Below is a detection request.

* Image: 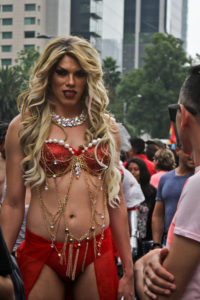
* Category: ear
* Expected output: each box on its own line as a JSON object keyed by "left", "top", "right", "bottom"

{"left": 180, "top": 105, "right": 190, "bottom": 129}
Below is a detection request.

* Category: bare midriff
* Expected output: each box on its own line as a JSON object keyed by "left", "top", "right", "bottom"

{"left": 26, "top": 167, "right": 110, "bottom": 242}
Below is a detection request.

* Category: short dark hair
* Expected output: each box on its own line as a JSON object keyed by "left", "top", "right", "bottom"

{"left": 146, "top": 144, "right": 157, "bottom": 161}
{"left": 129, "top": 137, "right": 145, "bottom": 154}
{"left": 180, "top": 65, "right": 200, "bottom": 114}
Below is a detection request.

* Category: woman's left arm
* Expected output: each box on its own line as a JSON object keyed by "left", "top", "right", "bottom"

{"left": 109, "top": 185, "right": 134, "bottom": 300}
{"left": 108, "top": 122, "right": 134, "bottom": 300}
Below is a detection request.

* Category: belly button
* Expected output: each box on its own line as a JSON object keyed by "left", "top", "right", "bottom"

{"left": 70, "top": 214, "right": 75, "bottom": 218}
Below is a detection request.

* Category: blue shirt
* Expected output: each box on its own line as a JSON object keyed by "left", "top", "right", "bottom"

{"left": 156, "top": 169, "right": 193, "bottom": 237}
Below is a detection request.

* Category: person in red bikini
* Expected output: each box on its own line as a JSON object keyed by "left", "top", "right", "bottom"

{"left": 0, "top": 36, "right": 134, "bottom": 299}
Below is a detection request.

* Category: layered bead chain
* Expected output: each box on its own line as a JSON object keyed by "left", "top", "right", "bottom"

{"left": 39, "top": 136, "right": 107, "bottom": 279}
{"left": 45, "top": 137, "right": 101, "bottom": 156}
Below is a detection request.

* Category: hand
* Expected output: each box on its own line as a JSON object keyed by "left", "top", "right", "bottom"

{"left": 117, "top": 273, "right": 135, "bottom": 300}
{"left": 143, "top": 248, "right": 176, "bottom": 299}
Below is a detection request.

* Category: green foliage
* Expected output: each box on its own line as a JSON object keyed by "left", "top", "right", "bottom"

{"left": 102, "top": 57, "right": 121, "bottom": 102}
{"left": 14, "top": 48, "right": 40, "bottom": 90}
{"left": 0, "top": 67, "right": 22, "bottom": 121}
{"left": 114, "top": 33, "right": 191, "bottom": 138}
{"left": 0, "top": 48, "right": 40, "bottom": 122}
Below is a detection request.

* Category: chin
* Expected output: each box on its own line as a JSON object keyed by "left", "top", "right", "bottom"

{"left": 180, "top": 133, "right": 192, "bottom": 155}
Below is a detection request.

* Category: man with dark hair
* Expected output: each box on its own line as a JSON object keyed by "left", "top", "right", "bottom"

{"left": 146, "top": 138, "right": 165, "bottom": 150}
{"left": 129, "top": 137, "right": 155, "bottom": 175}
{"left": 135, "top": 65, "right": 200, "bottom": 299}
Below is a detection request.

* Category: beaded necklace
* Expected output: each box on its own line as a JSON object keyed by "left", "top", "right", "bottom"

{"left": 51, "top": 111, "right": 87, "bottom": 128}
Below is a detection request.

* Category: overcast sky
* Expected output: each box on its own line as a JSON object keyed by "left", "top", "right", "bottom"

{"left": 187, "top": 0, "right": 200, "bottom": 57}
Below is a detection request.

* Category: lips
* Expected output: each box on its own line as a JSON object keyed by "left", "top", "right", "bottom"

{"left": 63, "top": 90, "right": 77, "bottom": 99}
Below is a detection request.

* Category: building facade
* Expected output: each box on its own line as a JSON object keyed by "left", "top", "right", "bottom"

{"left": 0, "top": 0, "right": 124, "bottom": 70}
{"left": 123, "top": 0, "right": 188, "bottom": 73}
{"left": 0, "top": 0, "right": 187, "bottom": 71}
{"left": 0, "top": 0, "right": 70, "bottom": 67}
{"left": 71, "top": 0, "right": 124, "bottom": 71}
{"left": 101, "top": 0, "right": 124, "bottom": 71}
{"left": 70, "top": 0, "right": 103, "bottom": 54}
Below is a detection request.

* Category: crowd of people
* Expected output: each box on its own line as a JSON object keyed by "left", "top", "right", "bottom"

{"left": 0, "top": 35, "right": 199, "bottom": 300}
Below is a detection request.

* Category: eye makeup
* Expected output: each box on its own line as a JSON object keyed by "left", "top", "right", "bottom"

{"left": 55, "top": 67, "right": 87, "bottom": 78}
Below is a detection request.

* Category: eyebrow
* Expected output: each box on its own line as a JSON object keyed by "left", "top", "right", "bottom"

{"left": 56, "top": 66, "right": 83, "bottom": 71}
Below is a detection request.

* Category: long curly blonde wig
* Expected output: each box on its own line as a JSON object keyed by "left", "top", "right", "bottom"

{"left": 18, "top": 35, "right": 121, "bottom": 207}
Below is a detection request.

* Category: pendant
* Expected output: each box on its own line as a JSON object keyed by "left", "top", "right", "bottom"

{"left": 75, "top": 160, "right": 81, "bottom": 179}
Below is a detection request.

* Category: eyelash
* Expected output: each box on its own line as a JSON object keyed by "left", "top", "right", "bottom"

{"left": 55, "top": 69, "right": 67, "bottom": 76}
{"left": 55, "top": 69, "right": 86, "bottom": 78}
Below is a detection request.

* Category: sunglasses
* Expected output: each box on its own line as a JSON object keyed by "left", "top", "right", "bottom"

{"left": 168, "top": 104, "right": 197, "bottom": 122}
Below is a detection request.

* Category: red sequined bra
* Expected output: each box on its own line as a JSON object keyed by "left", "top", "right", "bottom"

{"left": 40, "top": 138, "right": 110, "bottom": 178}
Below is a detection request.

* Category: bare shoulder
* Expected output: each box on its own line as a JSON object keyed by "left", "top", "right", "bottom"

{"left": 6, "top": 115, "right": 22, "bottom": 139}
{"left": 8, "top": 114, "right": 22, "bottom": 130}
{"left": 6, "top": 115, "right": 23, "bottom": 153}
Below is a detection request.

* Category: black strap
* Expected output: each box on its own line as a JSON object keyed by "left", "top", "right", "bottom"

{"left": 0, "top": 227, "right": 13, "bottom": 276}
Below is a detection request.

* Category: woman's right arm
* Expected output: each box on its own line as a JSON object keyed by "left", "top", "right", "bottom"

{"left": 0, "top": 116, "right": 26, "bottom": 252}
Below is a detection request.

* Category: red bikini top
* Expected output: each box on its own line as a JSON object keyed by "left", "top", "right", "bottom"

{"left": 40, "top": 138, "right": 110, "bottom": 178}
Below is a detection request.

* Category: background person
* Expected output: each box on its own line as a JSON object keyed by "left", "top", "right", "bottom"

{"left": 145, "top": 144, "right": 158, "bottom": 162}
{"left": 152, "top": 144, "right": 194, "bottom": 247}
{"left": 146, "top": 138, "right": 165, "bottom": 151}
{"left": 135, "top": 65, "right": 200, "bottom": 300}
{"left": 0, "top": 36, "right": 134, "bottom": 300}
{"left": 150, "top": 148, "right": 176, "bottom": 189}
{"left": 128, "top": 137, "right": 156, "bottom": 175}
{"left": 126, "top": 158, "right": 156, "bottom": 259}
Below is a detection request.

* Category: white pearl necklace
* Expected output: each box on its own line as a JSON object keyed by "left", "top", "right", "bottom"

{"left": 45, "top": 138, "right": 102, "bottom": 155}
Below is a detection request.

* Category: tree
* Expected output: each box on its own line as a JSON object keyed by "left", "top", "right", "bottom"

{"left": 14, "top": 48, "right": 40, "bottom": 91}
{"left": 102, "top": 57, "right": 121, "bottom": 102}
{"left": 114, "top": 33, "right": 191, "bottom": 138}
{"left": 0, "top": 66, "right": 22, "bottom": 122}
{"left": 0, "top": 48, "right": 40, "bottom": 122}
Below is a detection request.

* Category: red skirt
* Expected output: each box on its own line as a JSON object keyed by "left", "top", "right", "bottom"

{"left": 17, "top": 227, "right": 118, "bottom": 300}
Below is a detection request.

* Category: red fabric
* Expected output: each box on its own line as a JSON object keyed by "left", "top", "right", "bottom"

{"left": 17, "top": 227, "right": 118, "bottom": 300}
{"left": 127, "top": 206, "right": 137, "bottom": 211}
{"left": 168, "top": 122, "right": 176, "bottom": 146}
{"left": 134, "top": 154, "right": 156, "bottom": 175}
{"left": 40, "top": 142, "right": 110, "bottom": 177}
{"left": 95, "top": 250, "right": 118, "bottom": 299}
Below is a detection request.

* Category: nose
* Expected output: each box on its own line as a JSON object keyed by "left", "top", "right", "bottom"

{"left": 66, "top": 73, "right": 75, "bottom": 86}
